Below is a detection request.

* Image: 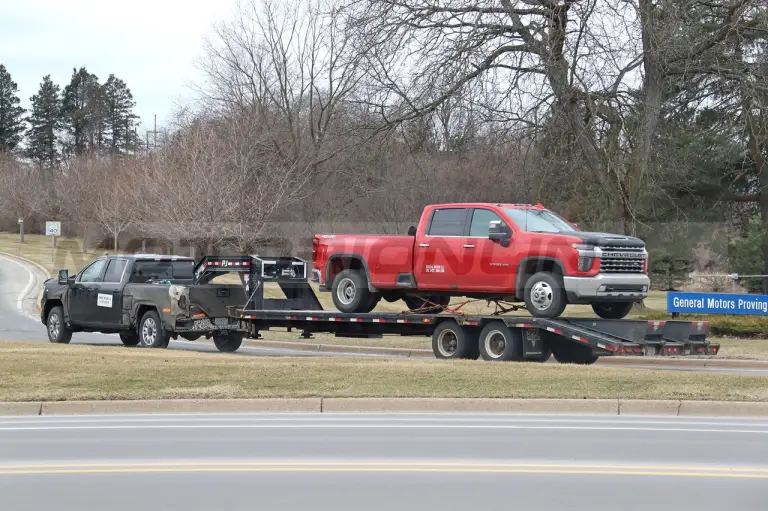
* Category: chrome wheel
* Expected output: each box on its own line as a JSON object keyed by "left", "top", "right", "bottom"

{"left": 484, "top": 330, "right": 506, "bottom": 359}
{"left": 530, "top": 281, "right": 553, "bottom": 311}
{"left": 336, "top": 277, "right": 356, "bottom": 305}
{"left": 437, "top": 328, "right": 458, "bottom": 357}
{"left": 141, "top": 317, "right": 158, "bottom": 347}
{"left": 48, "top": 313, "right": 60, "bottom": 340}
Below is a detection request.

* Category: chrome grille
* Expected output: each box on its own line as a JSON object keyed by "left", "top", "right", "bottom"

{"left": 600, "top": 246, "right": 646, "bottom": 274}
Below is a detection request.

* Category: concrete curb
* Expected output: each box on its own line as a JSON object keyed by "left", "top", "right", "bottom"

{"left": 3, "top": 398, "right": 768, "bottom": 416}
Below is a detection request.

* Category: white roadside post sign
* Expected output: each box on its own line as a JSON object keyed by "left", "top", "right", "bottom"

{"left": 46, "top": 221, "right": 61, "bottom": 260}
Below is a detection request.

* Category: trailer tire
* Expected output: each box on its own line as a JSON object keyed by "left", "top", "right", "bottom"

{"left": 527, "top": 345, "right": 552, "bottom": 363}
{"left": 213, "top": 332, "right": 244, "bottom": 353}
{"left": 524, "top": 271, "right": 567, "bottom": 318}
{"left": 119, "top": 332, "right": 140, "bottom": 346}
{"left": 138, "top": 310, "right": 170, "bottom": 349}
{"left": 46, "top": 306, "right": 72, "bottom": 344}
{"left": 432, "top": 321, "right": 476, "bottom": 360}
{"left": 478, "top": 321, "right": 524, "bottom": 361}
{"left": 550, "top": 337, "right": 598, "bottom": 365}
{"left": 331, "top": 269, "right": 372, "bottom": 313}
{"left": 591, "top": 302, "right": 634, "bottom": 319}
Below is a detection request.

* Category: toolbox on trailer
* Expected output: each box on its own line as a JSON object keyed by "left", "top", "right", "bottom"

{"left": 194, "top": 255, "right": 720, "bottom": 361}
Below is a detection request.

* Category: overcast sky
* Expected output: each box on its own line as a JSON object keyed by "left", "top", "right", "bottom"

{"left": 1, "top": 0, "right": 237, "bottom": 134}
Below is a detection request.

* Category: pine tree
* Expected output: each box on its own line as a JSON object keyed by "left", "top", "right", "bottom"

{"left": 0, "top": 64, "right": 26, "bottom": 153}
{"left": 25, "top": 75, "right": 63, "bottom": 169}
{"left": 102, "top": 74, "right": 140, "bottom": 155}
{"left": 61, "top": 67, "right": 102, "bottom": 156}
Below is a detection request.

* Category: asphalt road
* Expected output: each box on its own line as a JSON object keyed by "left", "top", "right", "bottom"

{"left": 0, "top": 413, "right": 766, "bottom": 510}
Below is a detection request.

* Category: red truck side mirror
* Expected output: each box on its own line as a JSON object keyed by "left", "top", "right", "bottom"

{"left": 408, "top": 226, "right": 417, "bottom": 236}
{"left": 488, "top": 221, "right": 512, "bottom": 247}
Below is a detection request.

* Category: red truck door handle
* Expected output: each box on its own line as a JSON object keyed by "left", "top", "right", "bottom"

{"left": 419, "top": 243, "right": 429, "bottom": 247}
{"left": 463, "top": 244, "right": 475, "bottom": 248}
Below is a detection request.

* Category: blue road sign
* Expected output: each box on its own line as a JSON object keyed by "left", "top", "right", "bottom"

{"left": 667, "top": 291, "right": 768, "bottom": 315}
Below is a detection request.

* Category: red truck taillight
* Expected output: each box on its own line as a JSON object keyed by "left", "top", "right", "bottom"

{"left": 312, "top": 237, "right": 319, "bottom": 263}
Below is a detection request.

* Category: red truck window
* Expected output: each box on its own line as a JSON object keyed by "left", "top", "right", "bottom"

{"left": 427, "top": 208, "right": 468, "bottom": 236}
{"left": 469, "top": 209, "right": 503, "bottom": 237}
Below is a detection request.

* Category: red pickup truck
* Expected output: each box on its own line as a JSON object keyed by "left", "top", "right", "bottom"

{"left": 311, "top": 203, "right": 650, "bottom": 319}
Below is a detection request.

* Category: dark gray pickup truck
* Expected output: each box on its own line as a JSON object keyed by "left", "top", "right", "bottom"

{"left": 40, "top": 254, "right": 247, "bottom": 352}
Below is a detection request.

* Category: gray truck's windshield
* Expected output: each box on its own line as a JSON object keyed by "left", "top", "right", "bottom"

{"left": 130, "top": 261, "right": 195, "bottom": 282}
{"left": 503, "top": 208, "right": 576, "bottom": 233}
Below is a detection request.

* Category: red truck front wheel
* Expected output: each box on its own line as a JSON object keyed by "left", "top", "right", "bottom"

{"left": 524, "top": 272, "right": 567, "bottom": 318}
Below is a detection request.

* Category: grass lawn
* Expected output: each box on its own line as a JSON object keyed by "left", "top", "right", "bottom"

{"left": 1, "top": 342, "right": 766, "bottom": 402}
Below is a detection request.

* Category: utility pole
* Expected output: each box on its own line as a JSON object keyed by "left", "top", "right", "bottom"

{"left": 145, "top": 114, "right": 161, "bottom": 153}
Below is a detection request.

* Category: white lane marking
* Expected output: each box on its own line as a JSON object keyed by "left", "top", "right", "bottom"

{"left": 0, "top": 424, "right": 767, "bottom": 434}
{"left": 0, "top": 254, "right": 39, "bottom": 322}
{"left": 1, "top": 416, "right": 767, "bottom": 428}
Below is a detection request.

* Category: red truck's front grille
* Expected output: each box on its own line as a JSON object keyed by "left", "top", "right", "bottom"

{"left": 600, "top": 245, "right": 646, "bottom": 274}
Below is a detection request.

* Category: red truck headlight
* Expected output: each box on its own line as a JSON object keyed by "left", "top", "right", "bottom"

{"left": 578, "top": 257, "right": 593, "bottom": 272}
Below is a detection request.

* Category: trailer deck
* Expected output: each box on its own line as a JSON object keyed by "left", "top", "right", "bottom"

{"left": 188, "top": 254, "right": 720, "bottom": 362}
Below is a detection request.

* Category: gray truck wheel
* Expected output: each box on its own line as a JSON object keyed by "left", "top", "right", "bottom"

{"left": 331, "top": 269, "right": 372, "bottom": 313}
{"left": 46, "top": 306, "right": 72, "bottom": 344}
{"left": 478, "top": 321, "right": 523, "bottom": 361}
{"left": 119, "top": 332, "right": 140, "bottom": 346}
{"left": 213, "top": 332, "right": 244, "bottom": 353}
{"left": 591, "top": 302, "right": 634, "bottom": 319}
{"left": 524, "top": 272, "right": 567, "bottom": 318}
{"left": 139, "top": 310, "right": 170, "bottom": 348}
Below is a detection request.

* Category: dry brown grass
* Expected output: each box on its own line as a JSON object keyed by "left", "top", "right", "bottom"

{"left": 0, "top": 342, "right": 766, "bottom": 402}
{"left": 715, "top": 338, "right": 768, "bottom": 360}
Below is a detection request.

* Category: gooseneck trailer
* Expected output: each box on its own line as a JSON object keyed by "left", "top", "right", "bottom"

{"left": 194, "top": 255, "right": 719, "bottom": 363}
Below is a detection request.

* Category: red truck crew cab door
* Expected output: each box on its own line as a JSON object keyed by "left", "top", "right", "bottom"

{"left": 464, "top": 207, "right": 515, "bottom": 292}
{"left": 413, "top": 207, "right": 472, "bottom": 290}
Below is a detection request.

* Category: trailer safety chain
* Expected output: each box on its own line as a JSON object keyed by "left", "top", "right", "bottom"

{"left": 400, "top": 298, "right": 523, "bottom": 316}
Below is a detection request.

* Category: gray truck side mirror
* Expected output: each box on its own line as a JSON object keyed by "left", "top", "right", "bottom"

{"left": 57, "top": 269, "right": 70, "bottom": 285}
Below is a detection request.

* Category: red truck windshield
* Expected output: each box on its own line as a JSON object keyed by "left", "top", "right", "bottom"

{"left": 503, "top": 208, "right": 576, "bottom": 233}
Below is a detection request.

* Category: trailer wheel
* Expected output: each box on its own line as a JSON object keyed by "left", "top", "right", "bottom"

{"left": 138, "top": 310, "right": 170, "bottom": 349}
{"left": 432, "top": 321, "right": 476, "bottom": 360}
{"left": 331, "top": 269, "right": 372, "bottom": 313}
{"left": 524, "top": 272, "right": 566, "bottom": 318}
{"left": 527, "top": 346, "right": 552, "bottom": 363}
{"left": 119, "top": 332, "right": 140, "bottom": 346}
{"left": 46, "top": 306, "right": 72, "bottom": 344}
{"left": 591, "top": 302, "right": 634, "bottom": 319}
{"left": 478, "top": 321, "right": 523, "bottom": 361}
{"left": 550, "top": 337, "right": 598, "bottom": 365}
{"left": 213, "top": 332, "right": 244, "bottom": 353}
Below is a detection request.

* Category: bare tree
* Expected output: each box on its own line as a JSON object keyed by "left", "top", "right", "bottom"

{"left": 341, "top": 0, "right": 763, "bottom": 234}
{"left": 92, "top": 159, "right": 139, "bottom": 252}
{"left": 138, "top": 109, "right": 310, "bottom": 254}
{"left": 0, "top": 155, "right": 43, "bottom": 242}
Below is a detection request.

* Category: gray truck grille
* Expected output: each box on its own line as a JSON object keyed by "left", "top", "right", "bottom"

{"left": 600, "top": 245, "right": 646, "bottom": 274}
